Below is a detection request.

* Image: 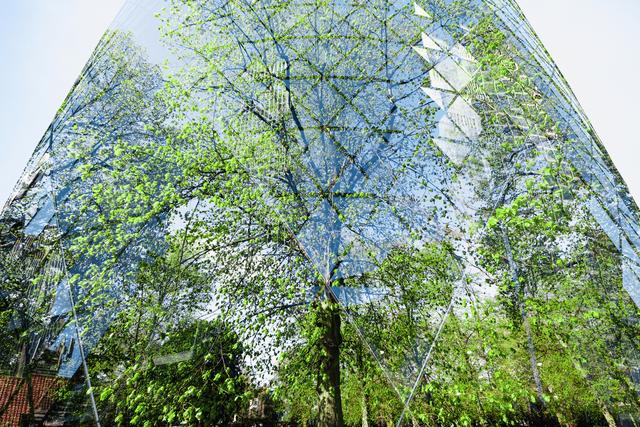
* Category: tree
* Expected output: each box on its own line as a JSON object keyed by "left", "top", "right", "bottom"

{"left": 274, "top": 243, "right": 459, "bottom": 426}
{"left": 72, "top": 1, "right": 450, "bottom": 424}
{"left": 95, "top": 317, "right": 248, "bottom": 426}
{"left": 478, "top": 158, "right": 640, "bottom": 425}
{"left": 36, "top": 0, "right": 640, "bottom": 425}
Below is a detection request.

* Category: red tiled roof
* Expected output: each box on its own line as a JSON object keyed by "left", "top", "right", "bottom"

{"left": 0, "top": 374, "right": 62, "bottom": 427}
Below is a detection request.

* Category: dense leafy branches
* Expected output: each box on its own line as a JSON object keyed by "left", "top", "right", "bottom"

{"left": 12, "top": 1, "right": 639, "bottom": 426}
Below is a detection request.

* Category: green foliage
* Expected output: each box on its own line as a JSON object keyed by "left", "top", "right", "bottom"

{"left": 29, "top": 1, "right": 640, "bottom": 426}
{"left": 95, "top": 319, "right": 249, "bottom": 426}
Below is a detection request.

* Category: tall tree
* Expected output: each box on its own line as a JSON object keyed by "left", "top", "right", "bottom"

{"left": 72, "top": 1, "right": 450, "bottom": 424}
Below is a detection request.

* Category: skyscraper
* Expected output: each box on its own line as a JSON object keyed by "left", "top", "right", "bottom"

{"left": 1, "top": 0, "right": 639, "bottom": 425}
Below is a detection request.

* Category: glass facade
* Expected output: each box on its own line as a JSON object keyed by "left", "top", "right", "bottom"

{"left": 1, "top": 0, "right": 640, "bottom": 425}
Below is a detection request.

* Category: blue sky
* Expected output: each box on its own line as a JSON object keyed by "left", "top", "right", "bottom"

{"left": 0, "top": 0, "right": 638, "bottom": 205}
{"left": 0, "top": 0, "right": 124, "bottom": 204}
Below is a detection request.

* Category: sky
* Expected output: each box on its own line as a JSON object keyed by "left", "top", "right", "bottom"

{"left": 0, "top": 0, "right": 638, "bottom": 206}
{"left": 0, "top": 0, "right": 125, "bottom": 204}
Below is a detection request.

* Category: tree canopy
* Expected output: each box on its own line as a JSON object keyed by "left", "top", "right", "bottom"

{"left": 2, "top": 0, "right": 640, "bottom": 426}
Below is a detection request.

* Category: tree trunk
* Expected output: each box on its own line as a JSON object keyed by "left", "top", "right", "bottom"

{"left": 16, "top": 342, "right": 27, "bottom": 378}
{"left": 522, "top": 314, "right": 544, "bottom": 404}
{"left": 500, "top": 227, "right": 545, "bottom": 406}
{"left": 26, "top": 370, "right": 35, "bottom": 424}
{"left": 316, "top": 296, "right": 344, "bottom": 427}
{"left": 600, "top": 404, "right": 617, "bottom": 427}
{"left": 16, "top": 342, "right": 36, "bottom": 422}
{"left": 358, "top": 349, "right": 369, "bottom": 427}
{"left": 361, "top": 391, "right": 369, "bottom": 427}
